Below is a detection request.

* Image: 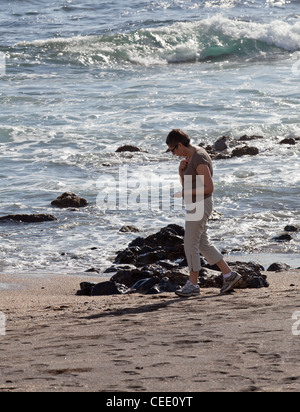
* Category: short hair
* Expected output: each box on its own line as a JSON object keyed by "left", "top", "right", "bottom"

{"left": 166, "top": 129, "right": 191, "bottom": 148}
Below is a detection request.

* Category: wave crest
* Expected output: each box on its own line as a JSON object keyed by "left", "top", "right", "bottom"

{"left": 13, "top": 16, "right": 300, "bottom": 67}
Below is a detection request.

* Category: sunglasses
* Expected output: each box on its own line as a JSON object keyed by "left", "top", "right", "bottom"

{"left": 170, "top": 144, "right": 178, "bottom": 154}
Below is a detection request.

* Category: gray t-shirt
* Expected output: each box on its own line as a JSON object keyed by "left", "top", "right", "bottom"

{"left": 183, "top": 147, "right": 213, "bottom": 201}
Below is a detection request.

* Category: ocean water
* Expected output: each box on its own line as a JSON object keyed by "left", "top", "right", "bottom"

{"left": 0, "top": 0, "right": 299, "bottom": 275}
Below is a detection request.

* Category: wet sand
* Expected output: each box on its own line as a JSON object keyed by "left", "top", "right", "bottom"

{"left": 0, "top": 270, "right": 299, "bottom": 392}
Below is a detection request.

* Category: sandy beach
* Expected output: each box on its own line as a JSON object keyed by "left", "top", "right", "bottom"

{"left": 0, "top": 270, "right": 299, "bottom": 393}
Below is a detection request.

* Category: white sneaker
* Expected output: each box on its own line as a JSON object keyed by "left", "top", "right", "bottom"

{"left": 175, "top": 280, "right": 200, "bottom": 298}
{"left": 220, "top": 272, "right": 242, "bottom": 294}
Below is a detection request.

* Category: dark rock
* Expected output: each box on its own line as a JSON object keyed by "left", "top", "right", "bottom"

{"left": 0, "top": 214, "right": 57, "bottom": 223}
{"left": 231, "top": 145, "right": 259, "bottom": 157}
{"left": 284, "top": 225, "right": 299, "bottom": 232}
{"left": 200, "top": 261, "right": 268, "bottom": 289}
{"left": 115, "top": 247, "right": 140, "bottom": 265}
{"left": 267, "top": 262, "right": 291, "bottom": 272}
{"left": 110, "top": 268, "right": 147, "bottom": 287}
{"left": 91, "top": 281, "right": 129, "bottom": 296}
{"left": 116, "top": 224, "right": 185, "bottom": 266}
{"left": 116, "top": 145, "right": 142, "bottom": 153}
{"left": 239, "top": 135, "right": 264, "bottom": 141}
{"left": 156, "top": 276, "right": 181, "bottom": 293}
{"left": 157, "top": 260, "right": 179, "bottom": 270}
{"left": 119, "top": 225, "right": 140, "bottom": 233}
{"left": 227, "top": 261, "right": 265, "bottom": 275}
{"left": 111, "top": 263, "right": 189, "bottom": 290}
{"left": 128, "top": 237, "right": 146, "bottom": 248}
{"left": 129, "top": 277, "right": 160, "bottom": 293}
{"left": 136, "top": 249, "right": 168, "bottom": 266}
{"left": 78, "top": 274, "right": 181, "bottom": 297}
{"left": 279, "top": 138, "right": 296, "bottom": 145}
{"left": 51, "top": 192, "right": 88, "bottom": 208}
{"left": 85, "top": 268, "right": 100, "bottom": 273}
{"left": 103, "top": 266, "right": 119, "bottom": 274}
{"left": 143, "top": 276, "right": 181, "bottom": 294}
{"left": 142, "top": 225, "right": 184, "bottom": 258}
{"left": 227, "top": 261, "right": 268, "bottom": 288}
{"left": 76, "top": 280, "right": 129, "bottom": 296}
{"left": 213, "top": 152, "right": 232, "bottom": 160}
{"left": 198, "top": 268, "right": 223, "bottom": 288}
{"left": 214, "top": 136, "right": 232, "bottom": 151}
{"left": 273, "top": 234, "right": 293, "bottom": 242}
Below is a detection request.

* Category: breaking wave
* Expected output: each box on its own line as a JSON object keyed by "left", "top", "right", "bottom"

{"left": 9, "top": 15, "right": 300, "bottom": 68}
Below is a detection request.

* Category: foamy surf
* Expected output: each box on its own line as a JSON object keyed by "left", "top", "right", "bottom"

{"left": 11, "top": 16, "right": 300, "bottom": 68}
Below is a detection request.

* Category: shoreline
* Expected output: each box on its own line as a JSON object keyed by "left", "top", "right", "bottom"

{"left": 0, "top": 269, "right": 300, "bottom": 392}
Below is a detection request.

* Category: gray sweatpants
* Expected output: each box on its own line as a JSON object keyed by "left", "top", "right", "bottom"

{"left": 184, "top": 196, "right": 223, "bottom": 272}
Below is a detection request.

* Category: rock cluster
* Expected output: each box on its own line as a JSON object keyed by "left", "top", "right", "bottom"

{"left": 0, "top": 192, "right": 89, "bottom": 224}
{"left": 78, "top": 225, "right": 271, "bottom": 296}
{"left": 51, "top": 192, "right": 88, "bottom": 208}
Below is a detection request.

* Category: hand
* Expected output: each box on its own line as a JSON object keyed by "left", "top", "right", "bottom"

{"left": 179, "top": 158, "right": 189, "bottom": 173}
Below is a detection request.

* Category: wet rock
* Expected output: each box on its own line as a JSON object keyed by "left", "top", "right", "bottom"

{"left": 231, "top": 145, "right": 259, "bottom": 157}
{"left": 51, "top": 192, "right": 88, "bottom": 208}
{"left": 76, "top": 280, "right": 129, "bottom": 296}
{"left": 198, "top": 268, "right": 223, "bottom": 288}
{"left": 136, "top": 249, "right": 169, "bottom": 266}
{"left": 267, "top": 262, "right": 291, "bottom": 272}
{"left": 129, "top": 277, "right": 160, "bottom": 293}
{"left": 110, "top": 268, "right": 148, "bottom": 287}
{"left": 119, "top": 225, "right": 140, "bottom": 233}
{"left": 284, "top": 225, "right": 299, "bottom": 232}
{"left": 239, "top": 135, "right": 264, "bottom": 141}
{"left": 85, "top": 268, "right": 100, "bottom": 273}
{"left": 115, "top": 224, "right": 185, "bottom": 266}
{"left": 279, "top": 138, "right": 296, "bottom": 145}
{"left": 226, "top": 261, "right": 265, "bottom": 276}
{"left": 157, "top": 259, "right": 179, "bottom": 270}
{"left": 78, "top": 274, "right": 181, "bottom": 297}
{"left": 0, "top": 214, "right": 57, "bottom": 223}
{"left": 227, "top": 261, "right": 269, "bottom": 288}
{"left": 199, "top": 261, "right": 268, "bottom": 289}
{"left": 111, "top": 263, "right": 189, "bottom": 289}
{"left": 78, "top": 225, "right": 270, "bottom": 296}
{"left": 115, "top": 247, "right": 140, "bottom": 265}
{"left": 213, "top": 152, "right": 232, "bottom": 160}
{"left": 116, "top": 145, "right": 143, "bottom": 153}
{"left": 214, "top": 136, "right": 232, "bottom": 151}
{"left": 273, "top": 233, "right": 293, "bottom": 242}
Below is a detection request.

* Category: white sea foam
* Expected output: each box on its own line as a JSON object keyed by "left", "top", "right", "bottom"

{"left": 13, "top": 16, "right": 300, "bottom": 68}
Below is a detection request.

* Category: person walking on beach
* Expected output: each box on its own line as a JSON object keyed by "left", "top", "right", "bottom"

{"left": 166, "top": 129, "right": 241, "bottom": 297}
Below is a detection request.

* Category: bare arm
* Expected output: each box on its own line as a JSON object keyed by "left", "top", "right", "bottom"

{"left": 195, "top": 164, "right": 214, "bottom": 195}
{"left": 178, "top": 164, "right": 214, "bottom": 198}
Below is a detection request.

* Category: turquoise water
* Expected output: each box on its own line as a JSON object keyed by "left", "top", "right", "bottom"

{"left": 0, "top": 1, "right": 299, "bottom": 274}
